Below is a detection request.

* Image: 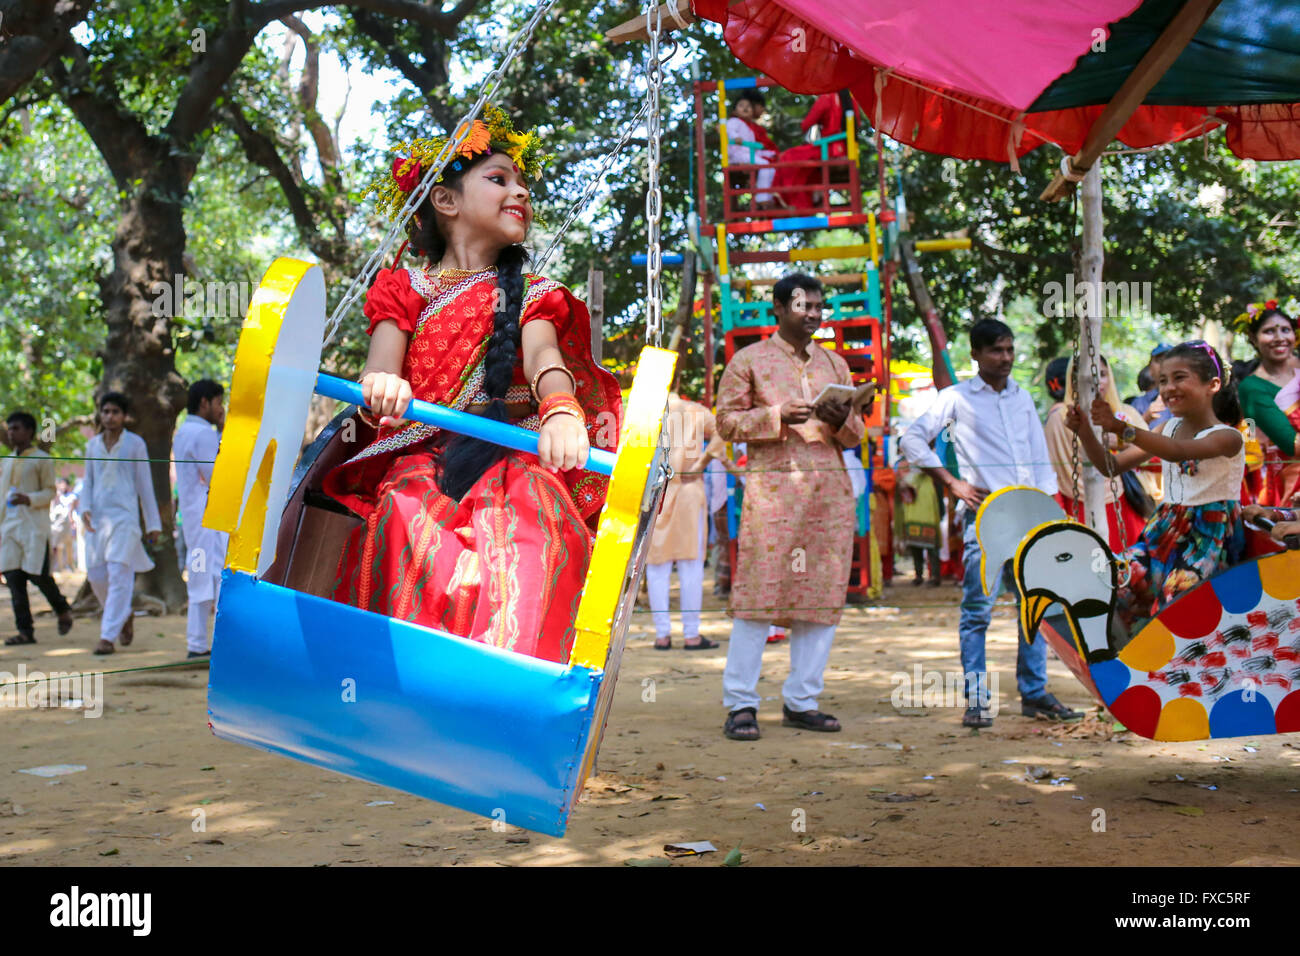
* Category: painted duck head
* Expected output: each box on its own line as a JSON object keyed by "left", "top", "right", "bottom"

{"left": 1012, "top": 520, "right": 1119, "bottom": 665}
{"left": 974, "top": 487, "right": 1120, "bottom": 668}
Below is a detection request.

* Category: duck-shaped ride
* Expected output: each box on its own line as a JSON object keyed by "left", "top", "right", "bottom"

{"left": 977, "top": 487, "right": 1300, "bottom": 741}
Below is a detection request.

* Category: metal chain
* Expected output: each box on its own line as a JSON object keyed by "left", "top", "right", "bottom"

{"left": 1080, "top": 308, "right": 1131, "bottom": 585}
{"left": 643, "top": 0, "right": 665, "bottom": 347}
{"left": 1069, "top": 358, "right": 1083, "bottom": 506}
{"left": 323, "top": 0, "right": 561, "bottom": 347}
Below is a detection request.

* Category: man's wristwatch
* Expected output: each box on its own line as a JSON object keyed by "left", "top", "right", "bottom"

{"left": 1120, "top": 424, "right": 1137, "bottom": 444}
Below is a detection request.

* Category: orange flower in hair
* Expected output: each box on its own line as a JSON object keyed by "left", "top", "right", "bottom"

{"left": 456, "top": 120, "right": 492, "bottom": 158}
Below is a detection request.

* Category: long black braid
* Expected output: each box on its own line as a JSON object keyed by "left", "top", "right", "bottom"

{"left": 404, "top": 153, "right": 532, "bottom": 500}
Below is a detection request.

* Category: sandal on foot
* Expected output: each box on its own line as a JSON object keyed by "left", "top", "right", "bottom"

{"left": 782, "top": 705, "right": 841, "bottom": 732}
{"left": 5, "top": 632, "right": 36, "bottom": 646}
{"left": 93, "top": 639, "right": 115, "bottom": 656}
{"left": 653, "top": 637, "right": 672, "bottom": 650}
{"left": 683, "top": 637, "right": 719, "bottom": 650}
{"left": 724, "top": 707, "right": 761, "bottom": 741}
{"left": 58, "top": 611, "right": 74, "bottom": 635}
{"left": 119, "top": 616, "right": 134, "bottom": 647}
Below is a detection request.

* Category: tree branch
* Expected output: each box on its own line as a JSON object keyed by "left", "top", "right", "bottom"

{"left": 0, "top": 0, "right": 94, "bottom": 104}
{"left": 223, "top": 104, "right": 320, "bottom": 242}
{"left": 46, "top": 39, "right": 160, "bottom": 187}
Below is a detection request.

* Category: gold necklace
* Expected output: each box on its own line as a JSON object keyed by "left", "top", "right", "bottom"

{"left": 428, "top": 263, "right": 496, "bottom": 284}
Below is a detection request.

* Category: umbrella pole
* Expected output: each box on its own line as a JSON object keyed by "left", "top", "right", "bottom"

{"left": 1076, "top": 164, "right": 1107, "bottom": 536}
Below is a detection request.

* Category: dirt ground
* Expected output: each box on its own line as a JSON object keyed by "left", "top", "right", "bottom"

{"left": 1, "top": 569, "right": 1298, "bottom": 867}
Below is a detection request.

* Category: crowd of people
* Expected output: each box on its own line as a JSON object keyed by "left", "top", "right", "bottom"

{"left": 648, "top": 282, "right": 1300, "bottom": 739}
{"left": 6, "top": 91, "right": 1294, "bottom": 758}
{"left": 0, "top": 381, "right": 228, "bottom": 659}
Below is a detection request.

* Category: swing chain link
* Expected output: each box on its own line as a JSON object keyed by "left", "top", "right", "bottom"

{"left": 324, "top": 0, "right": 562, "bottom": 346}
{"left": 643, "top": 0, "right": 665, "bottom": 348}
{"left": 1081, "top": 307, "right": 1131, "bottom": 586}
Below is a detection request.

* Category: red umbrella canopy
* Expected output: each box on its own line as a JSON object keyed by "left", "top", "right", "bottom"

{"left": 695, "top": 0, "right": 1300, "bottom": 162}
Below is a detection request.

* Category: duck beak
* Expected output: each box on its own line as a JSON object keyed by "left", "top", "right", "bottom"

{"left": 1020, "top": 593, "right": 1053, "bottom": 644}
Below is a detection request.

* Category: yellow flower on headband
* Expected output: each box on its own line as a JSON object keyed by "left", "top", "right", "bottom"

{"left": 1232, "top": 298, "right": 1282, "bottom": 333}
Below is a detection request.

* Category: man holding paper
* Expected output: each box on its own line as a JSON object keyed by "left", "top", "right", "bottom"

{"left": 714, "top": 273, "right": 872, "bottom": 741}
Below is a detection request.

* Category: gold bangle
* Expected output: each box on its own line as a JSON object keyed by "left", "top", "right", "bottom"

{"left": 540, "top": 406, "right": 584, "bottom": 427}
{"left": 529, "top": 363, "right": 576, "bottom": 403}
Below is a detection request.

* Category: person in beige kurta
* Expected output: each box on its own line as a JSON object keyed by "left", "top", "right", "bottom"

{"left": 714, "top": 274, "right": 866, "bottom": 740}
{"left": 1, "top": 412, "right": 74, "bottom": 644}
{"left": 646, "top": 395, "right": 723, "bottom": 649}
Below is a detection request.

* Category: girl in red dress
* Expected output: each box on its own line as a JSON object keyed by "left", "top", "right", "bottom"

{"left": 323, "top": 108, "right": 622, "bottom": 664}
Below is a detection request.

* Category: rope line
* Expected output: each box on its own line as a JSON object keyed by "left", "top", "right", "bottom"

{"left": 0, "top": 657, "right": 209, "bottom": 689}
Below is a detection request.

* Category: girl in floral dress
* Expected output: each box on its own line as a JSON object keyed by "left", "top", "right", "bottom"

{"left": 1067, "top": 342, "right": 1246, "bottom": 636}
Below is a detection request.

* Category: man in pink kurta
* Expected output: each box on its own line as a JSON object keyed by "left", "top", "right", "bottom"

{"left": 715, "top": 274, "right": 866, "bottom": 740}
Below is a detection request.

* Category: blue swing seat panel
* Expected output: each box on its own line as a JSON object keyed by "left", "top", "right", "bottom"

{"left": 208, "top": 569, "right": 601, "bottom": 837}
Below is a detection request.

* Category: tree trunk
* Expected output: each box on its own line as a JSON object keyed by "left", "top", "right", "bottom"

{"left": 97, "top": 166, "right": 192, "bottom": 612}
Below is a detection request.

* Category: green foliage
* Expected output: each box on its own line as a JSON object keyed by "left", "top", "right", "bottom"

{"left": 0, "top": 103, "right": 111, "bottom": 457}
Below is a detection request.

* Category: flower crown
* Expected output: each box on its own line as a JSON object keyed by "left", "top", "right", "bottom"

{"left": 364, "top": 105, "right": 549, "bottom": 221}
{"left": 1232, "top": 299, "right": 1280, "bottom": 333}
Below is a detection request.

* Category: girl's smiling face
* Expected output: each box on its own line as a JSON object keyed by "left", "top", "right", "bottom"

{"left": 437, "top": 152, "right": 532, "bottom": 248}
{"left": 1157, "top": 357, "right": 1218, "bottom": 417}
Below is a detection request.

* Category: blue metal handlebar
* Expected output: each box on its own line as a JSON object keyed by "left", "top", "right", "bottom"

{"left": 314, "top": 373, "right": 615, "bottom": 477}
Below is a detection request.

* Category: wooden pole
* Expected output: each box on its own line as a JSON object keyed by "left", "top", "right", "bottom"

{"left": 605, "top": 0, "right": 695, "bottom": 44}
{"left": 587, "top": 267, "right": 604, "bottom": 363}
{"left": 701, "top": 269, "right": 714, "bottom": 406}
{"left": 898, "top": 237, "right": 954, "bottom": 389}
{"left": 1040, "top": 0, "right": 1221, "bottom": 202}
{"left": 1077, "top": 163, "right": 1107, "bottom": 534}
{"left": 667, "top": 251, "right": 698, "bottom": 358}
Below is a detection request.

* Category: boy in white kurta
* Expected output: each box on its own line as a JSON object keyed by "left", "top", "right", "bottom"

{"left": 646, "top": 395, "right": 722, "bottom": 650}
{"left": 1, "top": 412, "right": 74, "bottom": 644}
{"left": 81, "top": 393, "right": 162, "bottom": 655}
{"left": 172, "top": 381, "right": 227, "bottom": 658}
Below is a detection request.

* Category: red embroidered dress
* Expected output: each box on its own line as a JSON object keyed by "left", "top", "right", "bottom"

{"left": 323, "top": 266, "right": 622, "bottom": 664}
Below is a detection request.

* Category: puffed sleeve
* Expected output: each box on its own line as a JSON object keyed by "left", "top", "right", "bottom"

{"left": 363, "top": 267, "right": 425, "bottom": 336}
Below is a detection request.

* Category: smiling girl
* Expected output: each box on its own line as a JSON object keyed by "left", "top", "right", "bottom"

{"left": 322, "top": 107, "right": 622, "bottom": 663}
{"left": 1067, "top": 341, "right": 1245, "bottom": 634}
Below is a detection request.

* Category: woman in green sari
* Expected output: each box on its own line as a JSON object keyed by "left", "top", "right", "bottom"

{"left": 1234, "top": 302, "right": 1300, "bottom": 506}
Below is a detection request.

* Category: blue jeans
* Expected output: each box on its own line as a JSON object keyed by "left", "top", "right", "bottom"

{"left": 959, "top": 515, "right": 1047, "bottom": 708}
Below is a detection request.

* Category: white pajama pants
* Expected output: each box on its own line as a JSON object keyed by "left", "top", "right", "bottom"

{"left": 753, "top": 152, "right": 776, "bottom": 202}
{"left": 646, "top": 518, "right": 706, "bottom": 639}
{"left": 723, "top": 617, "right": 837, "bottom": 714}
{"left": 86, "top": 561, "right": 134, "bottom": 643}
{"left": 186, "top": 576, "right": 220, "bottom": 654}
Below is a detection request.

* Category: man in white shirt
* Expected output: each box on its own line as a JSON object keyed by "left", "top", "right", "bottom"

{"left": 82, "top": 392, "right": 163, "bottom": 655}
{"left": 899, "top": 320, "right": 1082, "bottom": 728}
{"left": 1, "top": 412, "right": 74, "bottom": 644}
{"left": 173, "top": 380, "right": 227, "bottom": 659}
